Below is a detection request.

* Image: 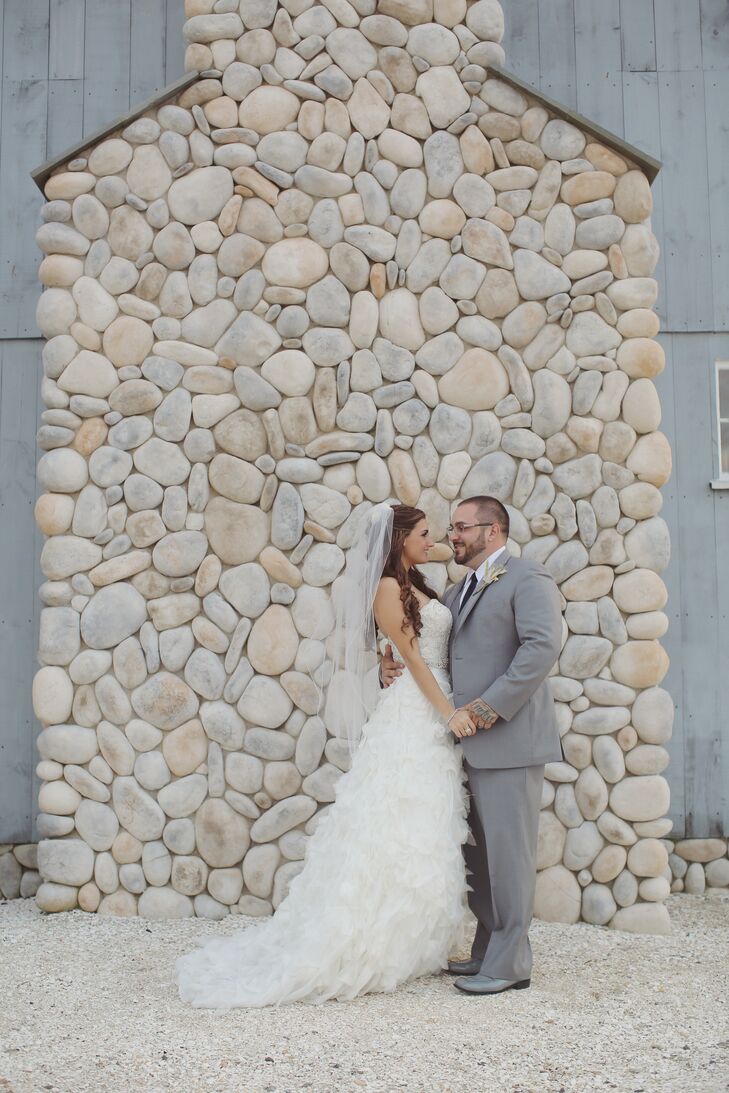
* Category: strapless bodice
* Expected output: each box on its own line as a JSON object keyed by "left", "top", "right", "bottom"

{"left": 386, "top": 599, "right": 452, "bottom": 672}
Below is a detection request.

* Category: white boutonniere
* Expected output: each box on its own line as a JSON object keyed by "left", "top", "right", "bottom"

{"left": 474, "top": 562, "right": 507, "bottom": 596}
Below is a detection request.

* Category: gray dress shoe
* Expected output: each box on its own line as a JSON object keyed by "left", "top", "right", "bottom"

{"left": 446, "top": 958, "right": 482, "bottom": 976}
{"left": 454, "top": 974, "right": 531, "bottom": 995}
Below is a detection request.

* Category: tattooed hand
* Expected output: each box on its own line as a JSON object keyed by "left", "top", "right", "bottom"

{"left": 466, "top": 699, "right": 499, "bottom": 731}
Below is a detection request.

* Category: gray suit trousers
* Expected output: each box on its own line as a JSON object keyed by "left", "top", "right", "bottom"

{"left": 463, "top": 761, "right": 544, "bottom": 982}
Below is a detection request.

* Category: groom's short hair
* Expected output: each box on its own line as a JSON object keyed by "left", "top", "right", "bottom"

{"left": 464, "top": 496, "right": 510, "bottom": 537}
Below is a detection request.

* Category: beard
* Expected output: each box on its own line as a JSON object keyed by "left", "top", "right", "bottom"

{"left": 453, "top": 535, "right": 488, "bottom": 566}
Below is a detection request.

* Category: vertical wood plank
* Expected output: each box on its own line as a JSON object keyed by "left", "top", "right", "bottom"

{"left": 1, "top": 0, "right": 50, "bottom": 82}
{"left": 131, "top": 0, "right": 167, "bottom": 104}
{"left": 46, "top": 78, "right": 84, "bottom": 159}
{"left": 704, "top": 71, "right": 729, "bottom": 333}
{"left": 501, "top": 0, "right": 540, "bottom": 86}
{"left": 654, "top": 0, "right": 703, "bottom": 70}
{"left": 657, "top": 70, "right": 713, "bottom": 332}
{"left": 0, "top": 81, "right": 47, "bottom": 338}
{"left": 619, "top": 0, "right": 657, "bottom": 71}
{"left": 710, "top": 331, "right": 729, "bottom": 834}
{"left": 0, "top": 340, "right": 43, "bottom": 842}
{"left": 670, "top": 334, "right": 723, "bottom": 836}
{"left": 653, "top": 335, "right": 685, "bottom": 834}
{"left": 699, "top": 0, "right": 729, "bottom": 69}
{"left": 622, "top": 71, "right": 667, "bottom": 329}
{"left": 83, "top": 0, "right": 131, "bottom": 135}
{"left": 165, "top": 0, "right": 187, "bottom": 84}
{"left": 708, "top": 332, "right": 729, "bottom": 835}
{"left": 574, "top": 0, "right": 624, "bottom": 137}
{"left": 49, "top": 0, "right": 85, "bottom": 80}
{"left": 538, "top": 0, "right": 576, "bottom": 109}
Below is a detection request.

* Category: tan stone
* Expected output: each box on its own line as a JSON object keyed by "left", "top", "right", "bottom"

{"left": 609, "top": 774, "right": 670, "bottom": 823}
{"left": 35, "top": 494, "right": 75, "bottom": 536}
{"left": 438, "top": 349, "right": 509, "bottom": 410}
{"left": 611, "top": 640, "right": 669, "bottom": 688}
{"left": 613, "top": 170, "right": 653, "bottom": 223}
{"left": 622, "top": 378, "right": 661, "bottom": 434}
{"left": 584, "top": 143, "right": 628, "bottom": 175}
{"left": 238, "top": 86, "right": 300, "bottom": 134}
{"left": 258, "top": 546, "right": 302, "bottom": 588}
{"left": 161, "top": 720, "right": 205, "bottom": 778}
{"left": 204, "top": 498, "right": 269, "bottom": 565}
{"left": 418, "top": 200, "right": 466, "bottom": 239}
{"left": 591, "top": 844, "right": 627, "bottom": 883}
{"left": 674, "top": 838, "right": 727, "bottom": 863}
{"left": 247, "top": 605, "right": 298, "bottom": 675}
{"left": 388, "top": 449, "right": 421, "bottom": 506}
{"left": 561, "top": 171, "right": 616, "bottom": 206}
{"left": 72, "top": 418, "right": 108, "bottom": 457}
{"left": 561, "top": 566, "right": 614, "bottom": 601}
{"left": 610, "top": 903, "right": 671, "bottom": 935}
{"left": 627, "top": 838, "right": 668, "bottom": 878}
{"left": 613, "top": 569, "right": 667, "bottom": 614}
{"left": 617, "top": 309, "right": 660, "bottom": 339}
{"left": 624, "top": 431, "right": 671, "bottom": 488}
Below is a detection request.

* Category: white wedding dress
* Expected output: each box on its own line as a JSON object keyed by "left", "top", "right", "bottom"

{"left": 176, "top": 598, "right": 469, "bottom": 1009}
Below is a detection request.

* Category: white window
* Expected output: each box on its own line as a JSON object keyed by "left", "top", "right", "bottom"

{"left": 717, "top": 362, "right": 729, "bottom": 479}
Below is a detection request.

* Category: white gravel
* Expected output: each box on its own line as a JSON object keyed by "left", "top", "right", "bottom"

{"left": 1, "top": 892, "right": 727, "bottom": 1093}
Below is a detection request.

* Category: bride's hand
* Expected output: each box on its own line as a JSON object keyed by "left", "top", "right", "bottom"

{"left": 447, "top": 708, "right": 478, "bottom": 739}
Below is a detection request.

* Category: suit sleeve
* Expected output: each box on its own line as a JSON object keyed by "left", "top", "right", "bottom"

{"left": 479, "top": 566, "right": 562, "bottom": 722}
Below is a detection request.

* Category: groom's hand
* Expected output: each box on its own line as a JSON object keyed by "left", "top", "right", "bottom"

{"left": 467, "top": 699, "right": 499, "bottom": 731}
{"left": 380, "top": 644, "right": 403, "bottom": 688}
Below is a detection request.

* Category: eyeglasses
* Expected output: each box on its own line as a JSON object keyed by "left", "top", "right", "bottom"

{"left": 447, "top": 522, "right": 496, "bottom": 536}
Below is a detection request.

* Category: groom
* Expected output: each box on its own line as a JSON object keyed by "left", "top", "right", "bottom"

{"left": 382, "top": 495, "right": 562, "bottom": 995}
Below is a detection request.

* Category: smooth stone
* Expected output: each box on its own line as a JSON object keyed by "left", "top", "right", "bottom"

{"left": 609, "top": 775, "right": 670, "bottom": 823}
{"left": 131, "top": 671, "right": 199, "bottom": 730}
{"left": 167, "top": 166, "right": 234, "bottom": 224}
{"left": 204, "top": 498, "right": 269, "bottom": 564}
{"left": 610, "top": 903, "right": 671, "bottom": 935}
{"left": 533, "top": 864, "right": 582, "bottom": 924}
{"left": 112, "top": 776, "right": 166, "bottom": 840}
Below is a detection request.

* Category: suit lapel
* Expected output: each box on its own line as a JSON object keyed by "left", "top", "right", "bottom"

{"left": 446, "top": 575, "right": 468, "bottom": 627}
{"left": 452, "top": 550, "right": 512, "bottom": 638}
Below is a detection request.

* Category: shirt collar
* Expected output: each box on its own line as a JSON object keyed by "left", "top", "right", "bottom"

{"left": 471, "top": 545, "right": 507, "bottom": 584}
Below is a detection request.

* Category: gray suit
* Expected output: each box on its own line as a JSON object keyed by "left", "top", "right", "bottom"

{"left": 443, "top": 551, "right": 562, "bottom": 982}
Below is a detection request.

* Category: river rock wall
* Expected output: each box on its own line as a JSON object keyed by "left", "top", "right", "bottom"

{"left": 31, "top": 0, "right": 674, "bottom": 931}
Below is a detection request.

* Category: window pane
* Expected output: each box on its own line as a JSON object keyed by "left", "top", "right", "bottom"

{"left": 719, "top": 367, "right": 729, "bottom": 416}
{"left": 722, "top": 422, "right": 729, "bottom": 475}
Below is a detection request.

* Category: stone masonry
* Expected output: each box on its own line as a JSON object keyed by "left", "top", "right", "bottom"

{"left": 27, "top": 0, "right": 683, "bottom": 931}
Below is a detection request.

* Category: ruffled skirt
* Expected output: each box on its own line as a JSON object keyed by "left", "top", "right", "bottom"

{"left": 176, "top": 667, "right": 469, "bottom": 1008}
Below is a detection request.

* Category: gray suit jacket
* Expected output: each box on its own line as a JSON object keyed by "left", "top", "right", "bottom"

{"left": 444, "top": 550, "right": 563, "bottom": 770}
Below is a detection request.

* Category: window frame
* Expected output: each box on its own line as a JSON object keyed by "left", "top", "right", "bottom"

{"left": 715, "top": 361, "right": 729, "bottom": 483}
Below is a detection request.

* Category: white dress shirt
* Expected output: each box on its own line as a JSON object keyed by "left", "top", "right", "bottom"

{"left": 458, "top": 545, "right": 508, "bottom": 610}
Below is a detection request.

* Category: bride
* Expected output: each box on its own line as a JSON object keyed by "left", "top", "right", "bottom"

{"left": 176, "top": 503, "right": 476, "bottom": 1008}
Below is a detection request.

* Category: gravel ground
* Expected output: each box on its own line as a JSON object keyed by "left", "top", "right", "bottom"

{"left": 1, "top": 892, "right": 727, "bottom": 1093}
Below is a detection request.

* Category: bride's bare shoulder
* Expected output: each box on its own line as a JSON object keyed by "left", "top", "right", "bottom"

{"left": 375, "top": 576, "right": 401, "bottom": 602}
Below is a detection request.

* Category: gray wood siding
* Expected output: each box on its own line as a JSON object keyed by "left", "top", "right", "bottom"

{"left": 498, "top": 1, "right": 729, "bottom": 835}
{"left": 0, "top": 340, "right": 43, "bottom": 841}
{"left": 0, "top": 0, "right": 186, "bottom": 339}
{"left": 0, "top": 1, "right": 727, "bottom": 839}
{"left": 501, "top": 0, "right": 729, "bottom": 336}
{"left": 0, "top": 1, "right": 186, "bottom": 841}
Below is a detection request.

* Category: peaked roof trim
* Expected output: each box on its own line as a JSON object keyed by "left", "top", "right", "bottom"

{"left": 487, "top": 65, "right": 661, "bottom": 182}
{"left": 31, "top": 63, "right": 661, "bottom": 194}
{"left": 31, "top": 72, "right": 199, "bottom": 193}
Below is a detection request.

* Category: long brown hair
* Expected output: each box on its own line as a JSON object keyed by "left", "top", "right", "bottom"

{"left": 381, "top": 505, "right": 437, "bottom": 639}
